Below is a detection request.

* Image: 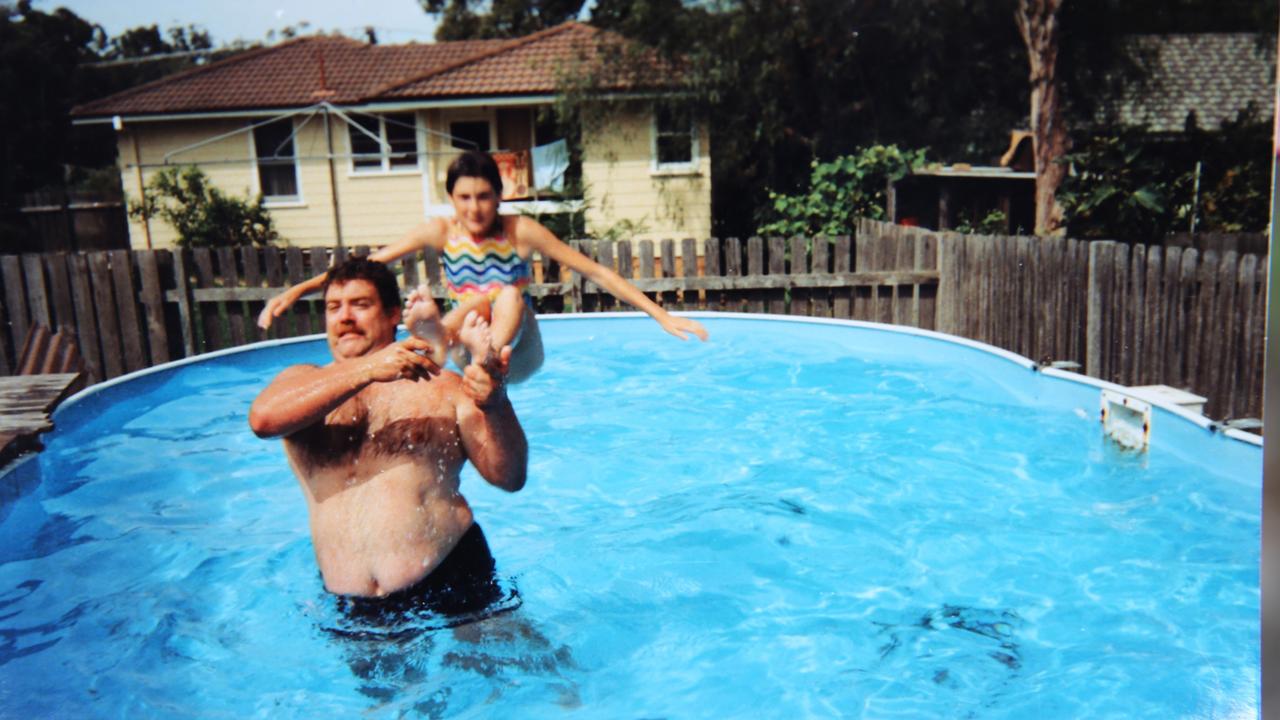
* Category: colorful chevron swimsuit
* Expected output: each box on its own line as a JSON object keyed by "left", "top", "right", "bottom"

{"left": 442, "top": 222, "right": 531, "bottom": 307}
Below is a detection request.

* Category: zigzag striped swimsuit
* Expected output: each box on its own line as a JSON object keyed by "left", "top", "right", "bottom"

{"left": 442, "top": 224, "right": 531, "bottom": 307}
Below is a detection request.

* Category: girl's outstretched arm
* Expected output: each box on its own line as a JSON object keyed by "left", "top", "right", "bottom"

{"left": 516, "top": 217, "right": 709, "bottom": 341}
{"left": 256, "top": 218, "right": 449, "bottom": 329}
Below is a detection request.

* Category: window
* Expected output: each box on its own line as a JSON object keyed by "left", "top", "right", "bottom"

{"left": 348, "top": 112, "right": 419, "bottom": 173}
{"left": 449, "top": 121, "right": 491, "bottom": 152}
{"left": 253, "top": 119, "right": 299, "bottom": 201}
{"left": 652, "top": 106, "right": 697, "bottom": 172}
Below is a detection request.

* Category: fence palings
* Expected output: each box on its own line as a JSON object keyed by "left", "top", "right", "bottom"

{"left": 0, "top": 227, "right": 1263, "bottom": 422}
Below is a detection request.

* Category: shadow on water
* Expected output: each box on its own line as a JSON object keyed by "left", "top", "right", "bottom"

{"left": 871, "top": 604, "right": 1025, "bottom": 717}
{"left": 317, "top": 583, "right": 580, "bottom": 715}
{"left": 0, "top": 458, "right": 95, "bottom": 566}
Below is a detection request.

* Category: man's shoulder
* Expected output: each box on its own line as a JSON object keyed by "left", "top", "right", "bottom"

{"left": 276, "top": 362, "right": 323, "bottom": 377}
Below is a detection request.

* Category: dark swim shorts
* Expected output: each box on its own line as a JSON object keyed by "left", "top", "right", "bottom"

{"left": 332, "top": 524, "right": 521, "bottom": 635}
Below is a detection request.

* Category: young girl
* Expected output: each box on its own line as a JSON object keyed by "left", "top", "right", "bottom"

{"left": 258, "top": 150, "right": 709, "bottom": 382}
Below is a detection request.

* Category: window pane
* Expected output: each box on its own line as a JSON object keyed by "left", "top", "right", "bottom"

{"left": 654, "top": 106, "right": 694, "bottom": 166}
{"left": 253, "top": 119, "right": 295, "bottom": 160}
{"left": 450, "top": 121, "right": 490, "bottom": 151}
{"left": 253, "top": 119, "right": 297, "bottom": 198}
{"left": 386, "top": 113, "right": 418, "bottom": 168}
{"left": 348, "top": 116, "right": 382, "bottom": 170}
{"left": 657, "top": 134, "right": 693, "bottom": 165}
{"left": 259, "top": 164, "right": 297, "bottom": 198}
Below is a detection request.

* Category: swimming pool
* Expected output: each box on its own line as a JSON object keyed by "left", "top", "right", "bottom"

{"left": 0, "top": 314, "right": 1260, "bottom": 718}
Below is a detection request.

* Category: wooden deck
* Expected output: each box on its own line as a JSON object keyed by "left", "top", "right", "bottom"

{"left": 0, "top": 373, "right": 82, "bottom": 466}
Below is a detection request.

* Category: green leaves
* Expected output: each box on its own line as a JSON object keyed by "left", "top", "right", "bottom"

{"left": 1060, "top": 113, "right": 1269, "bottom": 241}
{"left": 756, "top": 145, "right": 926, "bottom": 237}
{"left": 128, "top": 166, "right": 280, "bottom": 248}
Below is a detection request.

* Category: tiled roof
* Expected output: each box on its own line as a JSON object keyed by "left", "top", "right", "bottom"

{"left": 72, "top": 22, "right": 673, "bottom": 118}
{"left": 382, "top": 22, "right": 676, "bottom": 98}
{"left": 1108, "top": 34, "right": 1276, "bottom": 133}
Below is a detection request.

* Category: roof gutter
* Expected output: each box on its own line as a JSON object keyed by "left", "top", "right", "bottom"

{"left": 70, "top": 90, "right": 679, "bottom": 126}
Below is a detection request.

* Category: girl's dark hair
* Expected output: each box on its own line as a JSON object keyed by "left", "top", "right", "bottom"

{"left": 445, "top": 150, "right": 504, "bottom": 198}
{"left": 322, "top": 258, "right": 401, "bottom": 313}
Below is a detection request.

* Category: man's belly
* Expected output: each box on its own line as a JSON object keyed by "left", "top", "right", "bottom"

{"left": 305, "top": 466, "right": 474, "bottom": 597}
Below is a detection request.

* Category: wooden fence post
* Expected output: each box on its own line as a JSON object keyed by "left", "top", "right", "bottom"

{"left": 136, "top": 250, "right": 170, "bottom": 365}
{"left": 660, "top": 239, "right": 677, "bottom": 310}
{"left": 936, "top": 232, "right": 963, "bottom": 336}
{"left": 21, "top": 255, "right": 51, "bottom": 330}
{"left": 172, "top": 248, "right": 197, "bottom": 358}
{"left": 768, "top": 237, "right": 788, "bottom": 315}
{"left": 109, "top": 249, "right": 146, "bottom": 373}
{"left": 746, "top": 237, "right": 765, "bottom": 314}
{"left": 1085, "top": 240, "right": 1114, "bottom": 379}
{"left": 680, "top": 238, "right": 698, "bottom": 310}
{"left": 703, "top": 238, "right": 722, "bottom": 310}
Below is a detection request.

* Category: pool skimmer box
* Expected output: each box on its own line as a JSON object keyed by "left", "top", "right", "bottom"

{"left": 1100, "top": 389, "right": 1151, "bottom": 451}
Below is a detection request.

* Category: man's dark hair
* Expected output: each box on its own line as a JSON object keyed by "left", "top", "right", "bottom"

{"left": 446, "top": 150, "right": 504, "bottom": 198}
{"left": 322, "top": 257, "right": 401, "bottom": 313}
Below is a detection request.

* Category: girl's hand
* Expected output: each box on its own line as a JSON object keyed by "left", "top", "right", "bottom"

{"left": 660, "top": 315, "right": 709, "bottom": 342}
{"left": 257, "top": 289, "right": 301, "bottom": 330}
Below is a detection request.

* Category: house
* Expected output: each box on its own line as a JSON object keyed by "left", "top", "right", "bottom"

{"left": 70, "top": 22, "right": 712, "bottom": 250}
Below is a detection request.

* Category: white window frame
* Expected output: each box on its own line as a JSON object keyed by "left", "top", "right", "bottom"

{"left": 650, "top": 107, "right": 699, "bottom": 175}
{"left": 249, "top": 117, "right": 304, "bottom": 207}
{"left": 348, "top": 112, "right": 422, "bottom": 175}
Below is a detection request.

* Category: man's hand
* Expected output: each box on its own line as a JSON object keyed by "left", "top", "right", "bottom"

{"left": 463, "top": 345, "right": 512, "bottom": 408}
{"left": 360, "top": 336, "right": 442, "bottom": 384}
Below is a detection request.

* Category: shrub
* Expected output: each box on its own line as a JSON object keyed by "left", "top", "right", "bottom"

{"left": 756, "top": 145, "right": 927, "bottom": 237}
{"left": 129, "top": 166, "right": 279, "bottom": 247}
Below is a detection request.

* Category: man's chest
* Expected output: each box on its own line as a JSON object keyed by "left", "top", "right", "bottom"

{"left": 297, "top": 382, "right": 462, "bottom": 465}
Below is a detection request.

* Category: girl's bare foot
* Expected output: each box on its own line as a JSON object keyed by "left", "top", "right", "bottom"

{"left": 458, "top": 310, "right": 498, "bottom": 371}
{"left": 404, "top": 285, "right": 448, "bottom": 366}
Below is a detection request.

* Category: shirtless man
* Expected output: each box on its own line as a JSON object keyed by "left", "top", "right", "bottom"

{"left": 248, "top": 258, "right": 526, "bottom": 614}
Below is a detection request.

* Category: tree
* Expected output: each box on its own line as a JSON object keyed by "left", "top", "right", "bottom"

{"left": 0, "top": 1, "right": 100, "bottom": 203}
{"left": 129, "top": 166, "right": 279, "bottom": 248}
{"left": 421, "top": 0, "right": 1275, "bottom": 238}
{"left": 1016, "top": 0, "right": 1068, "bottom": 236}
{"left": 420, "top": 0, "right": 586, "bottom": 40}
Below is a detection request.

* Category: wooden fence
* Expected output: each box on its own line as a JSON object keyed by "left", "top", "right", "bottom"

{"left": 0, "top": 218, "right": 1264, "bottom": 421}
{"left": 934, "top": 229, "right": 1265, "bottom": 420}
{"left": 14, "top": 190, "right": 130, "bottom": 254}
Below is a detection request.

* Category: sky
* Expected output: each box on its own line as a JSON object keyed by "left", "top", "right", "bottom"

{"left": 32, "top": 0, "right": 443, "bottom": 45}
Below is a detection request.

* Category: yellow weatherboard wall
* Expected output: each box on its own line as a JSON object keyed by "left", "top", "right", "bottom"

{"left": 116, "top": 106, "right": 713, "bottom": 252}
{"left": 118, "top": 116, "right": 430, "bottom": 250}
{"left": 120, "top": 120, "right": 255, "bottom": 249}
{"left": 581, "top": 107, "right": 712, "bottom": 245}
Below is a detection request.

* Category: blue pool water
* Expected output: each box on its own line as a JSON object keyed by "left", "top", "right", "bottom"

{"left": 0, "top": 314, "right": 1261, "bottom": 718}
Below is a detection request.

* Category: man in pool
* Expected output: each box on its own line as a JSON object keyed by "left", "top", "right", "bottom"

{"left": 248, "top": 257, "right": 527, "bottom": 619}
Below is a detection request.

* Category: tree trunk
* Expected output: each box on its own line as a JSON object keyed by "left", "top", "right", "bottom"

{"left": 1016, "top": 0, "right": 1068, "bottom": 236}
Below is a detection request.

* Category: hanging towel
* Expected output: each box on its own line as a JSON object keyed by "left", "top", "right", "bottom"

{"left": 531, "top": 139, "right": 569, "bottom": 193}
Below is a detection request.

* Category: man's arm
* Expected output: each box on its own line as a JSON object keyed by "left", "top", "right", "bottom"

{"left": 248, "top": 337, "right": 439, "bottom": 438}
{"left": 456, "top": 346, "right": 527, "bottom": 492}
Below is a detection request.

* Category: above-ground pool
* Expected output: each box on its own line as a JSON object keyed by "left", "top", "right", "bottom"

{"left": 0, "top": 314, "right": 1261, "bottom": 718}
